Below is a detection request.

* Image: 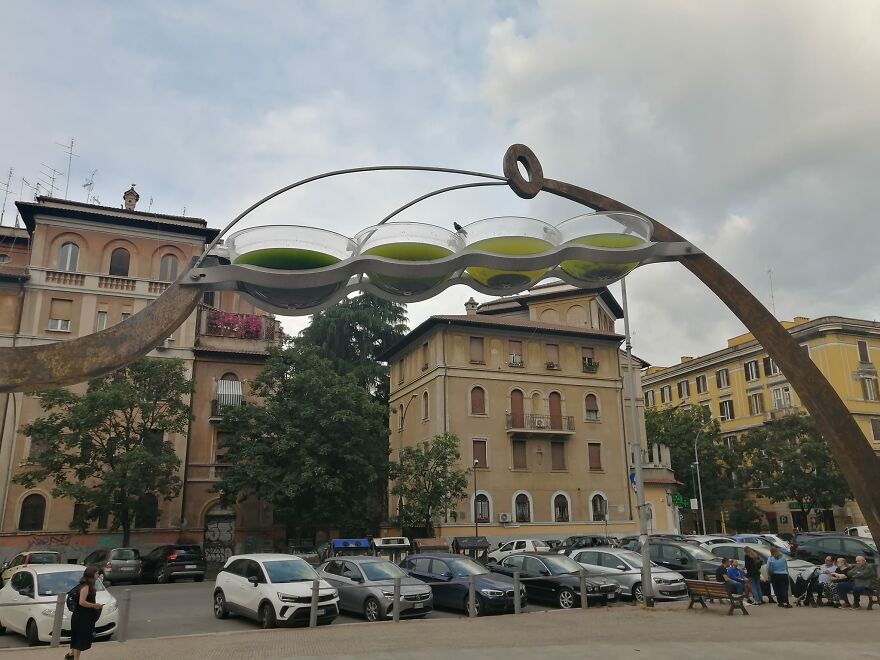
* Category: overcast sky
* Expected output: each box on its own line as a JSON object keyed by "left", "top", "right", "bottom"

{"left": 2, "top": 1, "right": 879, "bottom": 367}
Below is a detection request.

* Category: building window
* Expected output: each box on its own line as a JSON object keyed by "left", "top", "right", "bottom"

{"left": 551, "top": 441, "right": 566, "bottom": 470}
{"left": 548, "top": 392, "right": 563, "bottom": 430}
{"left": 677, "top": 380, "right": 690, "bottom": 399}
{"left": 744, "top": 360, "right": 760, "bottom": 381}
{"left": 57, "top": 242, "right": 80, "bottom": 272}
{"left": 871, "top": 418, "right": 880, "bottom": 442}
{"left": 582, "top": 347, "right": 598, "bottom": 372}
{"left": 512, "top": 440, "right": 527, "bottom": 469}
{"left": 397, "top": 404, "right": 403, "bottom": 431}
{"left": 857, "top": 340, "right": 870, "bottom": 363}
{"left": 719, "top": 399, "right": 735, "bottom": 421}
{"left": 515, "top": 493, "right": 531, "bottom": 523}
{"left": 545, "top": 343, "right": 560, "bottom": 368}
{"left": 695, "top": 375, "right": 708, "bottom": 394}
{"left": 473, "top": 439, "right": 487, "bottom": 469}
{"left": 202, "top": 291, "right": 215, "bottom": 306}
{"left": 584, "top": 394, "right": 600, "bottom": 421}
{"left": 660, "top": 385, "right": 672, "bottom": 404}
{"left": 591, "top": 494, "right": 608, "bottom": 522}
{"left": 397, "top": 360, "right": 404, "bottom": 385}
{"left": 763, "top": 357, "right": 780, "bottom": 377}
{"left": 724, "top": 435, "right": 737, "bottom": 450}
{"left": 587, "top": 442, "right": 602, "bottom": 471}
{"left": 716, "top": 369, "right": 730, "bottom": 389}
{"left": 420, "top": 343, "right": 428, "bottom": 371}
{"left": 96, "top": 311, "right": 108, "bottom": 331}
{"left": 109, "top": 247, "right": 131, "bottom": 277}
{"left": 18, "top": 494, "right": 46, "bottom": 531}
{"left": 470, "top": 387, "right": 486, "bottom": 415}
{"left": 120, "top": 312, "right": 131, "bottom": 322}
{"left": 772, "top": 385, "right": 792, "bottom": 410}
{"left": 135, "top": 493, "right": 159, "bottom": 529}
{"left": 748, "top": 391, "right": 765, "bottom": 416}
{"left": 475, "top": 494, "right": 490, "bottom": 523}
{"left": 470, "top": 336, "right": 484, "bottom": 364}
{"left": 159, "top": 254, "right": 179, "bottom": 281}
{"left": 510, "top": 389, "right": 525, "bottom": 428}
{"left": 48, "top": 298, "right": 72, "bottom": 332}
{"left": 553, "top": 494, "right": 570, "bottom": 522}
{"left": 644, "top": 390, "right": 655, "bottom": 408}
{"left": 27, "top": 436, "right": 48, "bottom": 462}
{"left": 862, "top": 377, "right": 879, "bottom": 402}
{"left": 422, "top": 391, "right": 429, "bottom": 419}
{"left": 0, "top": 254, "right": 9, "bottom": 264}
{"left": 508, "top": 340, "right": 523, "bottom": 367}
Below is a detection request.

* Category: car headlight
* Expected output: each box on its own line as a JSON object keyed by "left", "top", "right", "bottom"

{"left": 41, "top": 607, "right": 71, "bottom": 619}
{"left": 277, "top": 592, "right": 299, "bottom": 603}
{"left": 480, "top": 588, "right": 504, "bottom": 597}
{"left": 380, "top": 589, "right": 395, "bottom": 599}
{"left": 587, "top": 585, "right": 597, "bottom": 593}
{"left": 103, "top": 601, "right": 118, "bottom": 614}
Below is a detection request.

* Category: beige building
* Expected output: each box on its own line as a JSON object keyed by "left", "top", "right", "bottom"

{"left": 382, "top": 283, "right": 679, "bottom": 543}
{"left": 0, "top": 192, "right": 283, "bottom": 566}
{"left": 642, "top": 316, "right": 880, "bottom": 533}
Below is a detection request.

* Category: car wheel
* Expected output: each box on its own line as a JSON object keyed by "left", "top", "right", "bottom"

{"left": 259, "top": 603, "right": 277, "bottom": 629}
{"left": 464, "top": 595, "right": 483, "bottom": 617}
{"left": 364, "top": 597, "right": 382, "bottom": 622}
{"left": 632, "top": 582, "right": 643, "bottom": 603}
{"left": 213, "top": 590, "right": 229, "bottom": 619}
{"left": 557, "top": 588, "right": 576, "bottom": 609}
{"left": 157, "top": 565, "right": 172, "bottom": 584}
{"left": 194, "top": 575, "right": 205, "bottom": 583}
{"left": 26, "top": 619, "right": 40, "bottom": 647}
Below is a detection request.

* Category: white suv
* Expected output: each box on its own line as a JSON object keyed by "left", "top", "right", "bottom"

{"left": 213, "top": 554, "right": 339, "bottom": 628}
{"left": 488, "top": 539, "right": 550, "bottom": 563}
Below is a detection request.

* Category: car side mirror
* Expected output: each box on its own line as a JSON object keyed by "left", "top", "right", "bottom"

{"left": 247, "top": 576, "right": 260, "bottom": 586}
{"left": 352, "top": 576, "right": 364, "bottom": 583}
{"left": 616, "top": 565, "right": 627, "bottom": 571}
{"left": 539, "top": 569, "right": 550, "bottom": 576}
{"left": 679, "top": 557, "right": 689, "bottom": 564}
{"left": 442, "top": 571, "right": 453, "bottom": 580}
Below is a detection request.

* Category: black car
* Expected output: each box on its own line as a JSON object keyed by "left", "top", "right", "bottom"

{"left": 794, "top": 535, "right": 877, "bottom": 565}
{"left": 623, "top": 540, "right": 722, "bottom": 579}
{"left": 490, "top": 552, "right": 620, "bottom": 608}
{"left": 400, "top": 553, "right": 525, "bottom": 616}
{"left": 141, "top": 544, "right": 206, "bottom": 583}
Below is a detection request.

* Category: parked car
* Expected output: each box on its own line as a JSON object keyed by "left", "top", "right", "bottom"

{"left": 318, "top": 556, "right": 432, "bottom": 621}
{"left": 141, "top": 544, "right": 206, "bottom": 583}
{"left": 82, "top": 547, "right": 142, "bottom": 585}
{"left": 491, "top": 552, "right": 620, "bottom": 608}
{"left": 400, "top": 553, "right": 525, "bottom": 616}
{"left": 214, "top": 553, "right": 338, "bottom": 628}
{"left": 793, "top": 535, "right": 877, "bottom": 565}
{"left": 844, "top": 526, "right": 872, "bottom": 539}
{"left": 683, "top": 535, "right": 734, "bottom": 549}
{"left": 0, "top": 564, "right": 118, "bottom": 646}
{"left": 287, "top": 546, "right": 321, "bottom": 566}
{"left": 640, "top": 540, "right": 723, "bottom": 579}
{"left": 488, "top": 539, "right": 550, "bottom": 563}
{"left": 570, "top": 547, "right": 687, "bottom": 602}
{"left": 0, "top": 552, "right": 63, "bottom": 585}
{"left": 732, "top": 534, "right": 790, "bottom": 555}
{"left": 543, "top": 540, "right": 563, "bottom": 551}
{"left": 759, "top": 533, "right": 793, "bottom": 551}
{"left": 557, "top": 535, "right": 614, "bottom": 555}
{"left": 709, "top": 543, "right": 814, "bottom": 583}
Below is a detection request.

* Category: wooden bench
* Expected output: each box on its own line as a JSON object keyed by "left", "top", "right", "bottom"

{"left": 684, "top": 579, "right": 748, "bottom": 615}
{"left": 863, "top": 578, "right": 879, "bottom": 610}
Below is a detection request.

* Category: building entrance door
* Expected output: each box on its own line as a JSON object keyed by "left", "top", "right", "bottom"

{"left": 204, "top": 505, "right": 236, "bottom": 572}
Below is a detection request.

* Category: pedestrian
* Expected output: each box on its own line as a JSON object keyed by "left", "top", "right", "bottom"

{"left": 744, "top": 547, "right": 764, "bottom": 604}
{"left": 848, "top": 556, "right": 876, "bottom": 609}
{"left": 832, "top": 557, "right": 854, "bottom": 608}
{"left": 767, "top": 547, "right": 791, "bottom": 608}
{"left": 64, "top": 566, "right": 103, "bottom": 660}
{"left": 818, "top": 556, "right": 838, "bottom": 606}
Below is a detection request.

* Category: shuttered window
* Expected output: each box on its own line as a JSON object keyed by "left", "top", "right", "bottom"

{"left": 470, "top": 387, "right": 486, "bottom": 415}
{"left": 858, "top": 341, "right": 870, "bottom": 363}
{"left": 512, "top": 440, "right": 527, "bottom": 469}
{"left": 508, "top": 340, "right": 523, "bottom": 367}
{"left": 551, "top": 441, "right": 565, "bottom": 470}
{"left": 473, "top": 439, "right": 487, "bottom": 469}
{"left": 546, "top": 343, "right": 559, "bottom": 366}
{"left": 48, "top": 298, "right": 72, "bottom": 331}
{"left": 696, "top": 375, "right": 708, "bottom": 394}
{"left": 716, "top": 369, "right": 729, "bottom": 388}
{"left": 585, "top": 394, "right": 599, "bottom": 420}
{"left": 470, "top": 337, "right": 484, "bottom": 363}
{"left": 588, "top": 443, "right": 602, "bottom": 470}
{"left": 871, "top": 418, "right": 880, "bottom": 442}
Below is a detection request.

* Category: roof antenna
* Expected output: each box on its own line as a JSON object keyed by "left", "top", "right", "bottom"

{"left": 0, "top": 168, "right": 12, "bottom": 227}
{"left": 82, "top": 169, "right": 97, "bottom": 203}
{"left": 767, "top": 267, "right": 777, "bottom": 316}
{"left": 148, "top": 196, "right": 154, "bottom": 213}
{"left": 56, "top": 139, "right": 78, "bottom": 199}
{"left": 39, "top": 163, "right": 64, "bottom": 198}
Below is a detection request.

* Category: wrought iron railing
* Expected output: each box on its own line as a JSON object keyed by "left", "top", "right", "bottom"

{"left": 505, "top": 413, "right": 574, "bottom": 431}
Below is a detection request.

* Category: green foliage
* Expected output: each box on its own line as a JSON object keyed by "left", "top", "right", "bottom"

{"left": 15, "top": 358, "right": 189, "bottom": 545}
{"left": 389, "top": 433, "right": 470, "bottom": 535}
{"left": 216, "top": 341, "right": 389, "bottom": 535}
{"left": 738, "top": 415, "right": 852, "bottom": 527}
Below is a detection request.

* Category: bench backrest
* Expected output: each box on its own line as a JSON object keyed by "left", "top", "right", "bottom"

{"left": 685, "top": 579, "right": 732, "bottom": 598}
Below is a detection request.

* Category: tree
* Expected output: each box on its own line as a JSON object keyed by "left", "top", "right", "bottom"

{"left": 738, "top": 415, "right": 852, "bottom": 530}
{"left": 217, "top": 341, "right": 389, "bottom": 537}
{"left": 15, "top": 358, "right": 188, "bottom": 545}
{"left": 388, "top": 433, "right": 470, "bottom": 536}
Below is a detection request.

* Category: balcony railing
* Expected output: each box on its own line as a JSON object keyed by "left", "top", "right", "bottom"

{"left": 765, "top": 405, "right": 801, "bottom": 422}
{"left": 199, "top": 306, "right": 281, "bottom": 341}
{"left": 582, "top": 358, "right": 599, "bottom": 373}
{"left": 506, "top": 413, "right": 575, "bottom": 432}
{"left": 211, "top": 399, "right": 246, "bottom": 418}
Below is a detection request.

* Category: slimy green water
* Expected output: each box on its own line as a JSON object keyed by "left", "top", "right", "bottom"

{"left": 363, "top": 242, "right": 455, "bottom": 295}
{"left": 466, "top": 236, "right": 554, "bottom": 288}
{"left": 559, "top": 233, "right": 644, "bottom": 284}
{"left": 234, "top": 248, "right": 344, "bottom": 309}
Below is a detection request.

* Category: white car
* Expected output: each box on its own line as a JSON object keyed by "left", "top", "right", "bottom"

{"left": 213, "top": 554, "right": 339, "bottom": 628}
{"left": 0, "top": 564, "right": 118, "bottom": 646}
{"left": 488, "top": 539, "right": 550, "bottom": 563}
{"left": 844, "top": 526, "right": 871, "bottom": 539}
{"left": 684, "top": 535, "right": 735, "bottom": 549}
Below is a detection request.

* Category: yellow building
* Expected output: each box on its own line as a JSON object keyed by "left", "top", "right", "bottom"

{"left": 642, "top": 316, "right": 880, "bottom": 533}
{"left": 382, "top": 283, "right": 680, "bottom": 543}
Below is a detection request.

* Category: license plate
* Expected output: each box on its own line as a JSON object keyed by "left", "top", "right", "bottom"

{"left": 185, "top": 564, "right": 197, "bottom": 569}
{"left": 317, "top": 608, "right": 326, "bottom": 616}
{"left": 606, "top": 593, "right": 615, "bottom": 600}
{"left": 121, "top": 567, "right": 135, "bottom": 571}
{"left": 414, "top": 603, "right": 424, "bottom": 609}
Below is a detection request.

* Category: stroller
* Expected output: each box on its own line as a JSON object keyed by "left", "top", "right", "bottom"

{"left": 792, "top": 566, "right": 821, "bottom": 607}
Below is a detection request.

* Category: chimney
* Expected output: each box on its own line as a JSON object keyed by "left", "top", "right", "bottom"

{"left": 793, "top": 316, "right": 810, "bottom": 324}
{"left": 680, "top": 356, "right": 693, "bottom": 363}
{"left": 464, "top": 297, "right": 479, "bottom": 316}
{"left": 123, "top": 185, "right": 140, "bottom": 211}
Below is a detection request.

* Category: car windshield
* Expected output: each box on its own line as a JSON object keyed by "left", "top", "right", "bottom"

{"left": 532, "top": 540, "right": 550, "bottom": 549}
{"left": 684, "top": 545, "right": 716, "bottom": 561}
{"left": 110, "top": 549, "right": 139, "bottom": 560}
{"left": 448, "top": 559, "right": 489, "bottom": 577}
{"left": 28, "top": 553, "right": 59, "bottom": 565}
{"left": 37, "top": 571, "right": 106, "bottom": 596}
{"left": 174, "top": 546, "right": 202, "bottom": 558}
{"left": 541, "top": 555, "right": 582, "bottom": 574}
{"left": 361, "top": 561, "right": 408, "bottom": 581}
{"left": 263, "top": 560, "right": 318, "bottom": 583}
{"left": 616, "top": 551, "right": 652, "bottom": 568}
{"left": 865, "top": 540, "right": 877, "bottom": 551}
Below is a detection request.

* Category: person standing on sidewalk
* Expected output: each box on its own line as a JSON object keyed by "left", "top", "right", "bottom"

{"left": 767, "top": 548, "right": 791, "bottom": 608}
{"left": 64, "top": 566, "right": 104, "bottom": 660}
{"left": 744, "top": 547, "right": 764, "bottom": 604}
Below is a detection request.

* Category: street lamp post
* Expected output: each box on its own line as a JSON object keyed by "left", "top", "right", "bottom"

{"left": 395, "top": 393, "right": 419, "bottom": 525}
{"left": 693, "top": 429, "right": 707, "bottom": 536}
{"left": 473, "top": 459, "right": 479, "bottom": 538}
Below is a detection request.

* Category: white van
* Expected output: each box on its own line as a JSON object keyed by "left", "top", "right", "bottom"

{"left": 844, "top": 526, "right": 871, "bottom": 538}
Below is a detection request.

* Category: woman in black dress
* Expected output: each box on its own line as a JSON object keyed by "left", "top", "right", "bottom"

{"left": 64, "top": 566, "right": 103, "bottom": 660}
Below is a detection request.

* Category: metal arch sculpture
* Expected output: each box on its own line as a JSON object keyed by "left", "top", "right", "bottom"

{"left": 0, "top": 144, "right": 878, "bottom": 541}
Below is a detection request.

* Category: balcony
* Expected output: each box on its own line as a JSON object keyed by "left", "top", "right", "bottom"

{"left": 506, "top": 413, "right": 575, "bottom": 436}
{"left": 765, "top": 406, "right": 803, "bottom": 422}
{"left": 582, "top": 358, "right": 600, "bottom": 373}
{"left": 211, "top": 398, "right": 247, "bottom": 419}
{"left": 196, "top": 305, "right": 281, "bottom": 353}
{"left": 188, "top": 462, "right": 233, "bottom": 481}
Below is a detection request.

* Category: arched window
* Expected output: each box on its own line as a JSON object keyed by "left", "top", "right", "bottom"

{"left": 554, "top": 494, "right": 570, "bottom": 522}
{"left": 57, "top": 242, "right": 79, "bottom": 272}
{"left": 515, "top": 493, "right": 531, "bottom": 523}
{"left": 422, "top": 391, "right": 429, "bottom": 419}
{"left": 470, "top": 386, "right": 486, "bottom": 415}
{"left": 109, "top": 247, "right": 131, "bottom": 276}
{"left": 397, "top": 403, "right": 404, "bottom": 431}
{"left": 159, "top": 254, "right": 179, "bottom": 281}
{"left": 18, "top": 493, "right": 46, "bottom": 531}
{"left": 549, "top": 391, "right": 562, "bottom": 429}
{"left": 0, "top": 254, "right": 10, "bottom": 264}
{"left": 510, "top": 389, "right": 524, "bottom": 428}
{"left": 135, "top": 493, "right": 159, "bottom": 529}
{"left": 220, "top": 372, "right": 239, "bottom": 381}
{"left": 475, "top": 494, "right": 490, "bottom": 523}
{"left": 591, "top": 494, "right": 608, "bottom": 522}
{"left": 585, "top": 394, "right": 600, "bottom": 420}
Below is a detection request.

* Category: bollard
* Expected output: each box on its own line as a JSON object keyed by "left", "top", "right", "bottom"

{"left": 309, "top": 579, "right": 320, "bottom": 628}
{"left": 580, "top": 569, "right": 588, "bottom": 610}
{"left": 468, "top": 574, "right": 476, "bottom": 618}
{"left": 698, "top": 566, "right": 705, "bottom": 581}
{"left": 50, "top": 592, "right": 65, "bottom": 648}
{"left": 392, "top": 577, "right": 401, "bottom": 623}
{"left": 513, "top": 571, "right": 521, "bottom": 615}
{"left": 117, "top": 589, "right": 132, "bottom": 643}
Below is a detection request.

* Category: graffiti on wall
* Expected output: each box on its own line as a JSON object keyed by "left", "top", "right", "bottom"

{"left": 204, "top": 515, "right": 235, "bottom": 567}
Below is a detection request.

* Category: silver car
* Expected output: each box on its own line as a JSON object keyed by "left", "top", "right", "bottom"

{"left": 570, "top": 547, "right": 687, "bottom": 602}
{"left": 82, "top": 547, "right": 142, "bottom": 585}
{"left": 317, "top": 557, "right": 433, "bottom": 621}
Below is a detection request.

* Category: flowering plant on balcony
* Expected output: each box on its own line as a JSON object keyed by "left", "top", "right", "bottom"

{"left": 206, "top": 310, "right": 263, "bottom": 339}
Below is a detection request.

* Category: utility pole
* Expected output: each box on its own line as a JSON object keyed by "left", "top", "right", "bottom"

{"left": 473, "top": 459, "right": 479, "bottom": 538}
{"left": 693, "top": 428, "right": 707, "bottom": 535}
{"left": 0, "top": 168, "right": 12, "bottom": 226}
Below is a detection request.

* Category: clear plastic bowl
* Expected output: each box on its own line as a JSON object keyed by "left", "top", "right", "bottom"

{"left": 556, "top": 213, "right": 652, "bottom": 286}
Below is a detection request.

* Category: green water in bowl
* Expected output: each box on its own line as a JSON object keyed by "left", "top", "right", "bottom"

{"left": 363, "top": 242, "right": 455, "bottom": 295}
{"left": 559, "top": 233, "right": 644, "bottom": 284}
{"left": 233, "top": 247, "right": 344, "bottom": 309}
{"left": 466, "top": 236, "right": 554, "bottom": 288}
